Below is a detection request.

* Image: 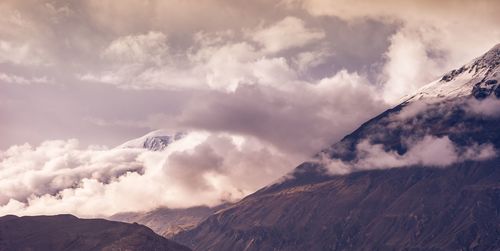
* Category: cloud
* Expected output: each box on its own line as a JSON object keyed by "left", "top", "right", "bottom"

{"left": 78, "top": 30, "right": 202, "bottom": 90}
{"left": 394, "top": 100, "right": 430, "bottom": 120}
{"left": 0, "top": 131, "right": 302, "bottom": 217}
{"left": 1, "top": 0, "right": 498, "bottom": 218}
{"left": 321, "top": 135, "right": 497, "bottom": 175}
{"left": 285, "top": 0, "right": 500, "bottom": 104}
{"left": 0, "top": 41, "right": 46, "bottom": 66}
{"left": 0, "top": 20, "right": 48, "bottom": 66}
{"left": 102, "top": 31, "right": 169, "bottom": 65}
{"left": 121, "top": 69, "right": 386, "bottom": 155}
{"left": 380, "top": 26, "right": 445, "bottom": 103}
{"left": 465, "top": 96, "right": 500, "bottom": 118}
{"left": 0, "top": 72, "right": 51, "bottom": 85}
{"left": 250, "top": 16, "right": 325, "bottom": 53}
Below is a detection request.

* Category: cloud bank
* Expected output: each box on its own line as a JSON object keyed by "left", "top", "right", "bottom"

{"left": 0, "top": 132, "right": 301, "bottom": 217}
{"left": 321, "top": 135, "right": 497, "bottom": 175}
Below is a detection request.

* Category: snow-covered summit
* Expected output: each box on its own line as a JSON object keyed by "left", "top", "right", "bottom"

{"left": 403, "top": 43, "right": 500, "bottom": 102}
{"left": 117, "top": 130, "right": 186, "bottom": 151}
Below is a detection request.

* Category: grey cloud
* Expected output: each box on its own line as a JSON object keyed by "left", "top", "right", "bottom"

{"left": 131, "top": 70, "right": 388, "bottom": 156}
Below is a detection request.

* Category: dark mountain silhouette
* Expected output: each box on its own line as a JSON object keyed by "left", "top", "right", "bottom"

{"left": 0, "top": 214, "right": 191, "bottom": 251}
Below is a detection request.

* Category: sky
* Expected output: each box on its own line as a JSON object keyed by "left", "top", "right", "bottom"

{"left": 0, "top": 0, "right": 499, "bottom": 216}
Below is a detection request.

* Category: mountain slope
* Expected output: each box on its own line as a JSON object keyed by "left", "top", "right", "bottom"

{"left": 174, "top": 160, "right": 499, "bottom": 251}
{"left": 173, "top": 44, "right": 500, "bottom": 250}
{"left": 109, "top": 205, "right": 228, "bottom": 238}
{"left": 0, "top": 214, "right": 191, "bottom": 251}
{"left": 403, "top": 43, "right": 499, "bottom": 102}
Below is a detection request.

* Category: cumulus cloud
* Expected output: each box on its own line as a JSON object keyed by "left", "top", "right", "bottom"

{"left": 0, "top": 132, "right": 301, "bottom": 217}
{"left": 285, "top": 0, "right": 500, "bottom": 103}
{"left": 80, "top": 17, "right": 321, "bottom": 92}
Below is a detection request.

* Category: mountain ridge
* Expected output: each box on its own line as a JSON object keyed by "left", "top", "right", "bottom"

{"left": 172, "top": 43, "right": 500, "bottom": 250}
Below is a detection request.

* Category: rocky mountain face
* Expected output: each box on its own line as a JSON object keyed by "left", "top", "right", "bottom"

{"left": 172, "top": 44, "right": 500, "bottom": 250}
{"left": 0, "top": 214, "right": 191, "bottom": 251}
{"left": 175, "top": 160, "right": 499, "bottom": 251}
{"left": 109, "top": 205, "right": 228, "bottom": 238}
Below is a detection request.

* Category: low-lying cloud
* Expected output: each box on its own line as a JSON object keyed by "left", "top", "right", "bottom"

{"left": 321, "top": 135, "right": 497, "bottom": 175}
{"left": 0, "top": 132, "right": 302, "bottom": 217}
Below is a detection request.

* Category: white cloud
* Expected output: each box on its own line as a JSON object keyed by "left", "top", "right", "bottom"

{"left": 293, "top": 49, "right": 331, "bottom": 72}
{"left": 394, "top": 100, "right": 430, "bottom": 120}
{"left": 286, "top": 0, "right": 500, "bottom": 103}
{"left": 465, "top": 97, "right": 500, "bottom": 118}
{"left": 0, "top": 40, "right": 47, "bottom": 66}
{"left": 102, "top": 31, "right": 168, "bottom": 65}
{"left": 250, "top": 16, "right": 325, "bottom": 53}
{"left": 79, "top": 30, "right": 204, "bottom": 90}
{"left": 0, "top": 72, "right": 50, "bottom": 85}
{"left": 380, "top": 26, "right": 444, "bottom": 103}
{"left": 322, "top": 135, "right": 497, "bottom": 174}
{"left": 0, "top": 132, "right": 301, "bottom": 217}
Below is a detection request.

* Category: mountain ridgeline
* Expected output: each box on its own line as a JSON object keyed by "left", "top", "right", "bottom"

{"left": 172, "top": 44, "right": 500, "bottom": 250}
{"left": 0, "top": 214, "right": 191, "bottom": 251}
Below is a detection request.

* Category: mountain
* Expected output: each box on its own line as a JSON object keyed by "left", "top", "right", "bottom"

{"left": 0, "top": 214, "right": 191, "bottom": 251}
{"left": 109, "top": 205, "right": 228, "bottom": 238}
{"left": 172, "top": 44, "right": 500, "bottom": 250}
{"left": 117, "top": 130, "right": 185, "bottom": 151}
{"left": 175, "top": 160, "right": 499, "bottom": 251}
{"left": 404, "top": 43, "right": 499, "bottom": 102}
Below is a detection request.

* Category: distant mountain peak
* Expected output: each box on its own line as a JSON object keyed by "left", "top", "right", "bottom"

{"left": 403, "top": 43, "right": 500, "bottom": 102}
{"left": 118, "top": 130, "right": 186, "bottom": 151}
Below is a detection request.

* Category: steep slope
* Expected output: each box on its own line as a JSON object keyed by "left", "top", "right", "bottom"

{"left": 109, "top": 205, "right": 228, "bottom": 238}
{"left": 257, "top": 42, "right": 500, "bottom": 195}
{"left": 175, "top": 160, "right": 499, "bottom": 251}
{"left": 173, "top": 44, "right": 500, "bottom": 250}
{"left": 0, "top": 214, "right": 191, "bottom": 251}
{"left": 403, "top": 43, "right": 499, "bottom": 102}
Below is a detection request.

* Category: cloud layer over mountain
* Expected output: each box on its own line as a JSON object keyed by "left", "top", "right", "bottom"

{"left": 0, "top": 0, "right": 499, "bottom": 216}
{"left": 0, "top": 132, "right": 301, "bottom": 216}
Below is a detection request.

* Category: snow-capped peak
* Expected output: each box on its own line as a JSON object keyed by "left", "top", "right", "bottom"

{"left": 403, "top": 43, "right": 500, "bottom": 103}
{"left": 117, "top": 130, "right": 186, "bottom": 151}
